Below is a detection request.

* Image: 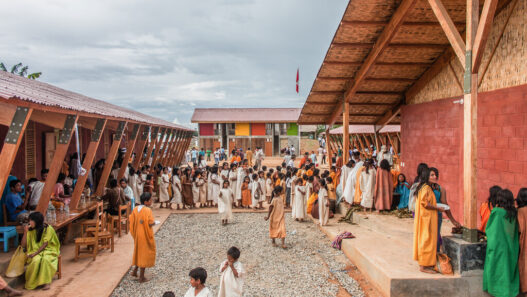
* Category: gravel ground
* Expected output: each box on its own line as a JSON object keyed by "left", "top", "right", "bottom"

{"left": 111, "top": 213, "right": 364, "bottom": 297}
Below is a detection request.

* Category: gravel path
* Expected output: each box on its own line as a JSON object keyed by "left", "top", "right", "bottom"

{"left": 112, "top": 212, "right": 364, "bottom": 297}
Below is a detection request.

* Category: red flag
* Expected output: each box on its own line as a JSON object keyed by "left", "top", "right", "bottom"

{"left": 296, "top": 68, "right": 299, "bottom": 93}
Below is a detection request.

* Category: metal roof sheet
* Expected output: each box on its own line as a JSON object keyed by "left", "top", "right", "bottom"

{"left": 191, "top": 108, "right": 302, "bottom": 123}
{"left": 0, "top": 71, "right": 192, "bottom": 131}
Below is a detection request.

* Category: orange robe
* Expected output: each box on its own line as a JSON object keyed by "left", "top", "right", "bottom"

{"left": 352, "top": 167, "right": 365, "bottom": 204}
{"left": 479, "top": 202, "right": 492, "bottom": 232}
{"left": 306, "top": 170, "right": 313, "bottom": 177}
{"left": 129, "top": 206, "right": 156, "bottom": 268}
{"left": 307, "top": 193, "right": 318, "bottom": 214}
{"left": 413, "top": 185, "right": 438, "bottom": 267}
{"left": 269, "top": 197, "right": 286, "bottom": 238}
{"left": 275, "top": 179, "right": 281, "bottom": 187}
{"left": 241, "top": 182, "right": 251, "bottom": 206}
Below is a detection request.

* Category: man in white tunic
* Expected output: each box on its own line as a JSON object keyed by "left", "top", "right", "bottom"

{"left": 342, "top": 152, "right": 363, "bottom": 204}
{"left": 318, "top": 184, "right": 329, "bottom": 226}
{"left": 376, "top": 145, "right": 393, "bottom": 166}
{"left": 339, "top": 161, "right": 353, "bottom": 198}
{"left": 359, "top": 162, "right": 376, "bottom": 209}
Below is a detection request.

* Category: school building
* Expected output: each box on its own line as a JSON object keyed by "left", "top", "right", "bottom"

{"left": 297, "top": 0, "right": 527, "bottom": 295}
{"left": 0, "top": 71, "right": 192, "bottom": 218}
{"left": 191, "top": 108, "right": 302, "bottom": 156}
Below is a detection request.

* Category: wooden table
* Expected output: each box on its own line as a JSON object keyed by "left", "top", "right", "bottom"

{"left": 50, "top": 200, "right": 99, "bottom": 242}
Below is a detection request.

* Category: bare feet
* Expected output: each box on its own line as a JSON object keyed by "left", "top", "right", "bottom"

{"left": 138, "top": 277, "right": 150, "bottom": 283}
{"left": 281, "top": 245, "right": 287, "bottom": 249}
{"left": 272, "top": 242, "right": 278, "bottom": 247}
{"left": 42, "top": 284, "right": 51, "bottom": 290}
{"left": 131, "top": 267, "right": 138, "bottom": 277}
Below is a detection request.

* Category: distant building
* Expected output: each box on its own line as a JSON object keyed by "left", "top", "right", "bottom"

{"left": 191, "top": 108, "right": 302, "bottom": 156}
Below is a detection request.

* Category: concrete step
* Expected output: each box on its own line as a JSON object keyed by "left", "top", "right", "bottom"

{"left": 318, "top": 214, "right": 487, "bottom": 297}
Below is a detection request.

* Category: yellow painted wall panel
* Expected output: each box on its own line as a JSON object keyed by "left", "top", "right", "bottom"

{"left": 235, "top": 123, "right": 250, "bottom": 136}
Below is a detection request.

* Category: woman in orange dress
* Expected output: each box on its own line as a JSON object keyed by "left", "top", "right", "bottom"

{"left": 479, "top": 186, "right": 501, "bottom": 232}
{"left": 241, "top": 176, "right": 251, "bottom": 208}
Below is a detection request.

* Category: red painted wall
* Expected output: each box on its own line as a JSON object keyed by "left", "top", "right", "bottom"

{"left": 199, "top": 123, "right": 214, "bottom": 136}
{"left": 401, "top": 84, "right": 527, "bottom": 224}
{"left": 251, "top": 123, "right": 266, "bottom": 135}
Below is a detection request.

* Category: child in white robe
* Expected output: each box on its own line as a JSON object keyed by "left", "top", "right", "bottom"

{"left": 171, "top": 169, "right": 183, "bottom": 210}
{"left": 250, "top": 174, "right": 262, "bottom": 209}
{"left": 219, "top": 181, "right": 233, "bottom": 225}
{"left": 292, "top": 178, "right": 306, "bottom": 221}
{"left": 229, "top": 164, "right": 238, "bottom": 208}
{"left": 218, "top": 247, "right": 245, "bottom": 297}
{"left": 257, "top": 171, "right": 266, "bottom": 209}
{"left": 360, "top": 161, "right": 376, "bottom": 210}
{"left": 210, "top": 167, "right": 220, "bottom": 207}
{"left": 184, "top": 267, "right": 214, "bottom": 297}
{"left": 318, "top": 180, "right": 329, "bottom": 226}
{"left": 265, "top": 172, "right": 273, "bottom": 204}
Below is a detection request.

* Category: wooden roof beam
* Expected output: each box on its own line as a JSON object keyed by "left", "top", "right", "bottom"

{"left": 318, "top": 77, "right": 416, "bottom": 82}
{"left": 327, "top": 0, "right": 418, "bottom": 126}
{"left": 323, "top": 61, "right": 433, "bottom": 66}
{"left": 332, "top": 43, "right": 449, "bottom": 49}
{"left": 472, "top": 0, "right": 499, "bottom": 72}
{"left": 427, "top": 0, "right": 466, "bottom": 68}
{"left": 341, "top": 20, "right": 465, "bottom": 26}
{"left": 375, "top": 102, "right": 404, "bottom": 132}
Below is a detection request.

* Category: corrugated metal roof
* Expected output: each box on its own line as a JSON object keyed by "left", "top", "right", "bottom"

{"left": 0, "top": 71, "right": 191, "bottom": 131}
{"left": 191, "top": 108, "right": 302, "bottom": 123}
{"left": 328, "top": 125, "right": 400, "bottom": 134}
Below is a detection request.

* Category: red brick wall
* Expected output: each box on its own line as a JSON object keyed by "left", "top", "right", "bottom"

{"left": 401, "top": 84, "right": 527, "bottom": 224}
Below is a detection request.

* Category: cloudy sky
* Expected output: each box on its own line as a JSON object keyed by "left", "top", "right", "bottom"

{"left": 0, "top": 0, "right": 347, "bottom": 128}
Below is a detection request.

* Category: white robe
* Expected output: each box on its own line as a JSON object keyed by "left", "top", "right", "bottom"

{"left": 218, "top": 188, "right": 233, "bottom": 221}
{"left": 342, "top": 161, "right": 364, "bottom": 203}
{"left": 210, "top": 174, "right": 220, "bottom": 204}
{"left": 218, "top": 260, "right": 245, "bottom": 297}
{"left": 235, "top": 168, "right": 246, "bottom": 200}
{"left": 265, "top": 178, "right": 273, "bottom": 198}
{"left": 359, "top": 169, "right": 376, "bottom": 208}
{"left": 377, "top": 151, "right": 393, "bottom": 166}
{"left": 229, "top": 171, "right": 238, "bottom": 200}
{"left": 250, "top": 180, "right": 259, "bottom": 207}
{"left": 171, "top": 175, "right": 182, "bottom": 204}
{"left": 184, "top": 286, "right": 214, "bottom": 297}
{"left": 318, "top": 188, "right": 329, "bottom": 226}
{"left": 158, "top": 173, "right": 170, "bottom": 202}
{"left": 292, "top": 185, "right": 306, "bottom": 219}
{"left": 339, "top": 166, "right": 352, "bottom": 196}
{"left": 220, "top": 169, "right": 230, "bottom": 186}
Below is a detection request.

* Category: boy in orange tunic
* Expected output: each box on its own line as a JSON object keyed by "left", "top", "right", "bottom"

{"left": 130, "top": 192, "right": 157, "bottom": 282}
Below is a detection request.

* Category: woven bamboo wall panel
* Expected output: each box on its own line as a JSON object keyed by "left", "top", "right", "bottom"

{"left": 408, "top": 0, "right": 467, "bottom": 22}
{"left": 303, "top": 104, "right": 336, "bottom": 114}
{"left": 408, "top": 0, "right": 526, "bottom": 104}
{"left": 335, "top": 25, "right": 384, "bottom": 44}
{"left": 326, "top": 46, "right": 371, "bottom": 63}
{"left": 352, "top": 93, "right": 402, "bottom": 103}
{"left": 319, "top": 63, "right": 359, "bottom": 78}
{"left": 378, "top": 46, "right": 445, "bottom": 63}
{"left": 308, "top": 92, "right": 341, "bottom": 102}
{"left": 358, "top": 80, "right": 413, "bottom": 92}
{"left": 312, "top": 79, "right": 347, "bottom": 92}
{"left": 391, "top": 25, "right": 463, "bottom": 45}
{"left": 369, "top": 64, "right": 429, "bottom": 79}
{"left": 343, "top": 0, "right": 400, "bottom": 22}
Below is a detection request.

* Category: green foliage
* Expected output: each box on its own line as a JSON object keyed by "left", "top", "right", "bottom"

{"left": 0, "top": 61, "right": 42, "bottom": 79}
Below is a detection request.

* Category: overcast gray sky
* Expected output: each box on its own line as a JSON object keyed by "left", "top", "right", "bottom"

{"left": 0, "top": 0, "right": 347, "bottom": 128}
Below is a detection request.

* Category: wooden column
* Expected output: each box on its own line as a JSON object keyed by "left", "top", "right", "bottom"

{"left": 170, "top": 130, "right": 184, "bottom": 166}
{"left": 95, "top": 121, "right": 127, "bottom": 196}
{"left": 165, "top": 130, "right": 181, "bottom": 167}
{"left": 326, "top": 128, "right": 332, "bottom": 166}
{"left": 143, "top": 126, "right": 159, "bottom": 167}
{"left": 37, "top": 114, "right": 78, "bottom": 214}
{"left": 71, "top": 118, "right": 106, "bottom": 209}
{"left": 133, "top": 126, "right": 150, "bottom": 169}
{"left": 117, "top": 123, "right": 140, "bottom": 181}
{"left": 160, "top": 129, "right": 175, "bottom": 166}
{"left": 0, "top": 106, "right": 33, "bottom": 199}
{"left": 463, "top": 0, "right": 479, "bottom": 242}
{"left": 177, "top": 132, "right": 191, "bottom": 164}
{"left": 174, "top": 131, "right": 188, "bottom": 165}
{"left": 150, "top": 127, "right": 167, "bottom": 170}
{"left": 343, "top": 101, "right": 350, "bottom": 163}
